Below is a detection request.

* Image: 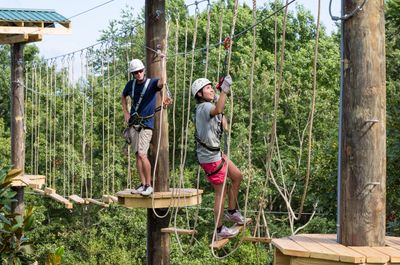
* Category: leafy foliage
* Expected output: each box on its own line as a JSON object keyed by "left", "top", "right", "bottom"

{"left": 0, "top": 167, "right": 34, "bottom": 265}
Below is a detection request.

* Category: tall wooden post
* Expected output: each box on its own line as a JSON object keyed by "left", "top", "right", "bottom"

{"left": 145, "top": 1, "right": 170, "bottom": 264}
{"left": 339, "top": 0, "right": 386, "bottom": 246}
{"left": 10, "top": 43, "right": 25, "bottom": 215}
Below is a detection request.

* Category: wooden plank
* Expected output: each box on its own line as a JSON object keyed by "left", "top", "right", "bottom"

{"left": 44, "top": 187, "right": 56, "bottom": 195}
{"left": 0, "top": 34, "right": 28, "bottom": 44}
{"left": 102, "top": 195, "right": 118, "bottom": 204}
{"left": 289, "top": 235, "right": 340, "bottom": 261}
{"left": 304, "top": 234, "right": 365, "bottom": 263}
{"left": 25, "top": 174, "right": 45, "bottom": 188}
{"left": 349, "top": 246, "right": 389, "bottom": 263}
{"left": 33, "top": 188, "right": 45, "bottom": 195}
{"left": 0, "top": 26, "right": 71, "bottom": 35}
{"left": 242, "top": 236, "right": 272, "bottom": 243}
{"left": 161, "top": 227, "right": 197, "bottom": 235}
{"left": 373, "top": 246, "right": 400, "bottom": 263}
{"left": 11, "top": 175, "right": 31, "bottom": 186}
{"left": 291, "top": 257, "right": 350, "bottom": 265}
{"left": 274, "top": 248, "right": 291, "bottom": 265}
{"left": 85, "top": 198, "right": 109, "bottom": 208}
{"left": 48, "top": 193, "right": 73, "bottom": 209}
{"left": 386, "top": 236, "right": 400, "bottom": 251}
{"left": 272, "top": 237, "right": 310, "bottom": 258}
{"left": 68, "top": 194, "right": 85, "bottom": 204}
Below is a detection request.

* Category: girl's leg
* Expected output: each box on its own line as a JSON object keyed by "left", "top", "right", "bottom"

{"left": 211, "top": 183, "right": 226, "bottom": 227}
{"left": 226, "top": 159, "right": 243, "bottom": 210}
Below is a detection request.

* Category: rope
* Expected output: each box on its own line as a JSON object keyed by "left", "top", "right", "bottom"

{"left": 204, "top": 0, "right": 211, "bottom": 78}
{"left": 71, "top": 54, "right": 76, "bottom": 196}
{"left": 244, "top": 0, "right": 258, "bottom": 240}
{"left": 298, "top": 0, "right": 321, "bottom": 219}
{"left": 211, "top": 0, "right": 241, "bottom": 259}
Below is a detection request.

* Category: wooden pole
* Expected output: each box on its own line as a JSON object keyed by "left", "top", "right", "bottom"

{"left": 10, "top": 43, "right": 25, "bottom": 215}
{"left": 339, "top": 0, "right": 386, "bottom": 246}
{"left": 145, "top": 1, "right": 170, "bottom": 264}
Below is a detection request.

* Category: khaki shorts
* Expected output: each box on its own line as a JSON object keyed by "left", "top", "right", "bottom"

{"left": 129, "top": 127, "right": 153, "bottom": 155}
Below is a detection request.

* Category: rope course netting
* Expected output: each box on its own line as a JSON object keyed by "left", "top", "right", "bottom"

{"left": 22, "top": 0, "right": 325, "bottom": 260}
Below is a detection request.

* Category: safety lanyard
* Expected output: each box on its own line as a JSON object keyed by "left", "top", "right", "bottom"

{"left": 131, "top": 78, "right": 151, "bottom": 113}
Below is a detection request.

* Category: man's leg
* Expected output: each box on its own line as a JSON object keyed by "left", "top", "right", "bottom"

{"left": 136, "top": 153, "right": 146, "bottom": 185}
{"left": 137, "top": 153, "right": 151, "bottom": 186}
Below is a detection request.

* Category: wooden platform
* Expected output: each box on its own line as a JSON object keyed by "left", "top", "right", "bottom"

{"left": 116, "top": 188, "right": 203, "bottom": 209}
{"left": 273, "top": 234, "right": 400, "bottom": 265}
{"left": 11, "top": 174, "right": 45, "bottom": 189}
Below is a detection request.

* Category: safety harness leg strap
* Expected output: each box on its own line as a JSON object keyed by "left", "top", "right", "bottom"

{"left": 206, "top": 157, "right": 225, "bottom": 177}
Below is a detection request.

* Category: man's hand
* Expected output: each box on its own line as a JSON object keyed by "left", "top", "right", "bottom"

{"left": 124, "top": 112, "right": 130, "bottom": 123}
{"left": 220, "top": 75, "right": 232, "bottom": 94}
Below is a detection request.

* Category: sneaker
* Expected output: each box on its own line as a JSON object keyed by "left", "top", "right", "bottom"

{"left": 131, "top": 184, "right": 144, "bottom": 194}
{"left": 141, "top": 185, "right": 153, "bottom": 196}
{"left": 216, "top": 226, "right": 239, "bottom": 240}
{"left": 224, "top": 210, "right": 245, "bottom": 225}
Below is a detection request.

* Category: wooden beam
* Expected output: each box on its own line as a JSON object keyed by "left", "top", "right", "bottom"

{"left": 242, "top": 236, "right": 272, "bottom": 243}
{"left": 33, "top": 188, "right": 45, "bottom": 195}
{"left": 69, "top": 194, "right": 85, "bottom": 204}
{"left": 0, "top": 26, "right": 71, "bottom": 35}
{"left": 161, "top": 228, "right": 197, "bottom": 235}
{"left": 44, "top": 187, "right": 56, "bottom": 195}
{"left": 85, "top": 198, "right": 109, "bottom": 208}
{"left": 47, "top": 193, "right": 73, "bottom": 209}
{"left": 102, "top": 194, "right": 118, "bottom": 204}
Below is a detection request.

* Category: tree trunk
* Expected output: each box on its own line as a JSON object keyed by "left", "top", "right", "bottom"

{"left": 10, "top": 43, "right": 25, "bottom": 215}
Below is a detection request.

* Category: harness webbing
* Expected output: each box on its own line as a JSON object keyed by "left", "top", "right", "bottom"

{"left": 131, "top": 78, "right": 151, "bottom": 113}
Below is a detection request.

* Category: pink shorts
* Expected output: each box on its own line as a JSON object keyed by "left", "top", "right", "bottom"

{"left": 200, "top": 156, "right": 227, "bottom": 185}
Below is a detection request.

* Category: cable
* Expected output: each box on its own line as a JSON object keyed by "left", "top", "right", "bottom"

{"left": 67, "top": 0, "right": 116, "bottom": 20}
{"left": 329, "top": 0, "right": 368, "bottom": 21}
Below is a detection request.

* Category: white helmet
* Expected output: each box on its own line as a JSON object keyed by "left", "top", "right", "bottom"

{"left": 128, "top": 59, "right": 145, "bottom": 73}
{"left": 191, "top": 78, "right": 211, "bottom": 97}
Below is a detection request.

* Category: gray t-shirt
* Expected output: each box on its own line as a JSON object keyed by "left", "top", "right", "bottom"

{"left": 195, "top": 102, "right": 223, "bottom": 164}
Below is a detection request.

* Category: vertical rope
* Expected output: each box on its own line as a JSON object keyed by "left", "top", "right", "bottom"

{"left": 125, "top": 47, "right": 132, "bottom": 189}
{"left": 71, "top": 55, "right": 76, "bottom": 196}
{"left": 62, "top": 57, "right": 67, "bottom": 196}
{"left": 30, "top": 63, "right": 35, "bottom": 173}
{"left": 106, "top": 46, "right": 111, "bottom": 195}
{"left": 48, "top": 61, "right": 53, "bottom": 188}
{"left": 112, "top": 47, "right": 117, "bottom": 194}
{"left": 101, "top": 48, "right": 106, "bottom": 195}
{"left": 216, "top": 1, "right": 225, "bottom": 81}
{"left": 245, "top": 0, "right": 257, "bottom": 236}
{"left": 90, "top": 52, "right": 95, "bottom": 198}
{"left": 171, "top": 10, "right": 179, "bottom": 181}
{"left": 52, "top": 60, "right": 57, "bottom": 190}
{"left": 204, "top": 0, "right": 211, "bottom": 78}
{"left": 81, "top": 51, "right": 87, "bottom": 198}
{"left": 179, "top": 8, "right": 189, "bottom": 178}
{"left": 298, "top": 0, "right": 321, "bottom": 218}
{"left": 45, "top": 64, "right": 49, "bottom": 179}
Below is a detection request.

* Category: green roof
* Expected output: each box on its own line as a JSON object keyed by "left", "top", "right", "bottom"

{"left": 0, "top": 8, "right": 69, "bottom": 23}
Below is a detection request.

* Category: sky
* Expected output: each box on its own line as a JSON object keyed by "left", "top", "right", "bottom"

{"left": 1, "top": 0, "right": 341, "bottom": 59}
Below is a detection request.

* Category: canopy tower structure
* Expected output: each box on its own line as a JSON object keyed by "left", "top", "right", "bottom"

{"left": 1, "top": 8, "right": 71, "bottom": 215}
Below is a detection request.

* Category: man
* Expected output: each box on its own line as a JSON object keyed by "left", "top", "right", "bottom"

{"left": 121, "top": 57, "right": 164, "bottom": 196}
